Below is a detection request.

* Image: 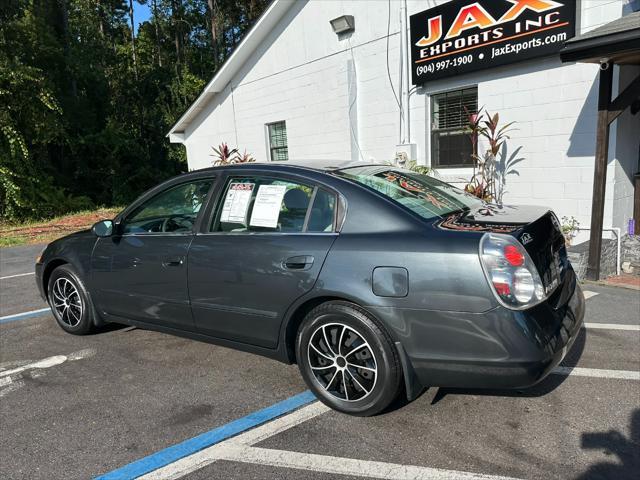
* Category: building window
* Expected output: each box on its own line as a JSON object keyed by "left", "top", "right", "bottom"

{"left": 267, "top": 121, "right": 288, "bottom": 161}
{"left": 431, "top": 87, "right": 477, "bottom": 168}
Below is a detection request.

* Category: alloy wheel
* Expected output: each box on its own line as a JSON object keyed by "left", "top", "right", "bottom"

{"left": 51, "top": 277, "right": 83, "bottom": 328}
{"left": 307, "top": 322, "right": 378, "bottom": 402}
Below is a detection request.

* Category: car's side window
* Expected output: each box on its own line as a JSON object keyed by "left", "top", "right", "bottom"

{"left": 122, "top": 179, "right": 214, "bottom": 235}
{"left": 307, "top": 188, "right": 336, "bottom": 233}
{"left": 211, "top": 176, "right": 336, "bottom": 233}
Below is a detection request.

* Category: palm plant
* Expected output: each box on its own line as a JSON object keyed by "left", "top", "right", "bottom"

{"left": 464, "top": 110, "right": 516, "bottom": 203}
{"left": 211, "top": 142, "right": 239, "bottom": 165}
{"left": 211, "top": 143, "right": 257, "bottom": 166}
{"left": 234, "top": 150, "right": 255, "bottom": 164}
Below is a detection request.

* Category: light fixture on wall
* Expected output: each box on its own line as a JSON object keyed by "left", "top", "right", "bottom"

{"left": 330, "top": 15, "right": 355, "bottom": 35}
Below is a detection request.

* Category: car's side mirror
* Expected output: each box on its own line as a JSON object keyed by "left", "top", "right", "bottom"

{"left": 92, "top": 219, "right": 114, "bottom": 237}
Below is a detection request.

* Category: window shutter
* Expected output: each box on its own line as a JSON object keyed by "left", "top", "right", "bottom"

{"left": 269, "top": 122, "right": 287, "bottom": 149}
{"left": 430, "top": 87, "right": 478, "bottom": 168}
{"left": 268, "top": 121, "right": 288, "bottom": 161}
{"left": 432, "top": 87, "right": 478, "bottom": 130}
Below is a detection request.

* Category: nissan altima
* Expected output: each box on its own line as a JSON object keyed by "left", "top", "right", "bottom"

{"left": 35, "top": 162, "right": 584, "bottom": 416}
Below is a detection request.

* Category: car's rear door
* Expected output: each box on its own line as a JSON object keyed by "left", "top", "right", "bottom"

{"left": 188, "top": 172, "right": 339, "bottom": 348}
{"left": 91, "top": 177, "right": 215, "bottom": 330}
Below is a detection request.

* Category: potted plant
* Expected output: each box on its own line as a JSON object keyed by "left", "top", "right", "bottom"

{"left": 561, "top": 216, "right": 580, "bottom": 245}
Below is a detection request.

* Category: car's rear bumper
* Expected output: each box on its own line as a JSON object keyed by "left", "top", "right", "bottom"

{"left": 370, "top": 270, "right": 585, "bottom": 390}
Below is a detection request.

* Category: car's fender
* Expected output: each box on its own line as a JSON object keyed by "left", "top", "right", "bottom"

{"left": 39, "top": 230, "right": 97, "bottom": 300}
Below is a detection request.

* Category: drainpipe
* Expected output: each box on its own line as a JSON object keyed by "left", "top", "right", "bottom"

{"left": 399, "top": 0, "right": 411, "bottom": 144}
{"left": 575, "top": 227, "right": 622, "bottom": 276}
{"left": 403, "top": 0, "right": 411, "bottom": 144}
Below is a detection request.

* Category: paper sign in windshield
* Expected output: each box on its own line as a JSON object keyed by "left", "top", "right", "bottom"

{"left": 250, "top": 184, "right": 287, "bottom": 228}
{"left": 220, "top": 183, "right": 254, "bottom": 224}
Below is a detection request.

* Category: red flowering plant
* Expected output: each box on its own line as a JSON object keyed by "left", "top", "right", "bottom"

{"left": 234, "top": 150, "right": 255, "bottom": 164}
{"left": 211, "top": 143, "right": 238, "bottom": 165}
{"left": 464, "top": 109, "right": 516, "bottom": 204}
{"left": 211, "top": 143, "right": 256, "bottom": 166}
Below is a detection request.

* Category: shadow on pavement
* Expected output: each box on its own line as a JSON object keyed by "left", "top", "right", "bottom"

{"left": 577, "top": 409, "right": 640, "bottom": 480}
{"left": 95, "top": 322, "right": 134, "bottom": 334}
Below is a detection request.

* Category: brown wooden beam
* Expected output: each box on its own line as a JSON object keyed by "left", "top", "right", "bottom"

{"left": 586, "top": 65, "right": 613, "bottom": 281}
{"left": 608, "top": 73, "right": 640, "bottom": 124}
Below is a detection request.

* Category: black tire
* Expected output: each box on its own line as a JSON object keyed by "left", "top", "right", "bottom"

{"left": 47, "top": 265, "right": 95, "bottom": 335}
{"left": 296, "top": 301, "right": 402, "bottom": 416}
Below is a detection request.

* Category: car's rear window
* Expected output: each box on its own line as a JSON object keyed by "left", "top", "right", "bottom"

{"left": 333, "top": 166, "right": 482, "bottom": 220}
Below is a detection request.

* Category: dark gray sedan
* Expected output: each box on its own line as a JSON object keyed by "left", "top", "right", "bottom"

{"left": 35, "top": 162, "right": 584, "bottom": 416}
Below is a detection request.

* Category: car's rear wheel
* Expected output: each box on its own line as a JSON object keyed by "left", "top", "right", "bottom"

{"left": 48, "top": 265, "right": 95, "bottom": 335}
{"left": 296, "top": 301, "right": 402, "bottom": 416}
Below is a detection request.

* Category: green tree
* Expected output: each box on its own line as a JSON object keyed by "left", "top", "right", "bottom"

{"left": 0, "top": 0, "right": 270, "bottom": 222}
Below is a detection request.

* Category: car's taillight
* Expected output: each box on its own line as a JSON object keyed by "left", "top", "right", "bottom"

{"left": 479, "top": 233, "right": 546, "bottom": 310}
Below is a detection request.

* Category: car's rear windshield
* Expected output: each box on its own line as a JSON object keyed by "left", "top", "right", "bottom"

{"left": 333, "top": 166, "right": 482, "bottom": 220}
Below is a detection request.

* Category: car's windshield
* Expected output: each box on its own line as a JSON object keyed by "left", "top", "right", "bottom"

{"left": 334, "top": 166, "right": 483, "bottom": 220}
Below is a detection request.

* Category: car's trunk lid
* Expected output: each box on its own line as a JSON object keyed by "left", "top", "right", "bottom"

{"left": 440, "top": 205, "right": 569, "bottom": 299}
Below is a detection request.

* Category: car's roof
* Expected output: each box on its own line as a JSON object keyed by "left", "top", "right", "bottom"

{"left": 195, "top": 159, "right": 389, "bottom": 174}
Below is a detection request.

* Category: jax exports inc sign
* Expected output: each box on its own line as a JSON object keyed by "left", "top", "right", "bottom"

{"left": 410, "top": 0, "right": 576, "bottom": 84}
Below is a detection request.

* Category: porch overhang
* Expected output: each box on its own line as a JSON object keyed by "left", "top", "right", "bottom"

{"left": 560, "top": 11, "right": 640, "bottom": 281}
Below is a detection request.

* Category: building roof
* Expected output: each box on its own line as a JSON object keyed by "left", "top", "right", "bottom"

{"left": 167, "top": 0, "right": 295, "bottom": 142}
{"left": 560, "top": 11, "right": 640, "bottom": 64}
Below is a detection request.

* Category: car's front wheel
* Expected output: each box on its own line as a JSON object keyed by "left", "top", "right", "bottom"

{"left": 47, "top": 265, "right": 95, "bottom": 335}
{"left": 296, "top": 301, "right": 402, "bottom": 416}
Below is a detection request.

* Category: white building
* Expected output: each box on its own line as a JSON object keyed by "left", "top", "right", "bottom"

{"left": 168, "top": 0, "right": 640, "bottom": 253}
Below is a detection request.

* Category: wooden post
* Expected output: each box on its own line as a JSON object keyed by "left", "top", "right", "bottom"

{"left": 586, "top": 65, "right": 613, "bottom": 280}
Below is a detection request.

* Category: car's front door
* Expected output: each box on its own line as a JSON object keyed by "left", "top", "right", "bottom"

{"left": 91, "top": 178, "right": 214, "bottom": 330}
{"left": 188, "top": 174, "right": 339, "bottom": 348}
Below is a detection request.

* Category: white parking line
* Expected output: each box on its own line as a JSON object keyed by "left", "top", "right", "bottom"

{"left": 582, "top": 290, "right": 599, "bottom": 300}
{"left": 552, "top": 366, "right": 640, "bottom": 380}
{"left": 0, "top": 272, "right": 35, "bottom": 280}
{"left": 584, "top": 323, "right": 639, "bottom": 331}
{"left": 220, "top": 445, "right": 522, "bottom": 480}
{"left": 0, "top": 349, "right": 97, "bottom": 398}
{"left": 142, "top": 360, "right": 640, "bottom": 480}
{"left": 140, "top": 402, "right": 329, "bottom": 480}
{"left": 232, "top": 400, "right": 331, "bottom": 446}
{"left": 140, "top": 401, "right": 520, "bottom": 480}
{"left": 0, "top": 349, "right": 96, "bottom": 379}
{"left": 0, "top": 355, "right": 68, "bottom": 378}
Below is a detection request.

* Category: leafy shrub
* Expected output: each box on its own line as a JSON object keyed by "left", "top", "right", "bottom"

{"left": 211, "top": 143, "right": 256, "bottom": 166}
{"left": 561, "top": 216, "right": 580, "bottom": 244}
{"left": 464, "top": 109, "right": 518, "bottom": 204}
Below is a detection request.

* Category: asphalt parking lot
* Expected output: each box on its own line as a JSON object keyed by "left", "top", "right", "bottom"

{"left": 1, "top": 244, "right": 639, "bottom": 480}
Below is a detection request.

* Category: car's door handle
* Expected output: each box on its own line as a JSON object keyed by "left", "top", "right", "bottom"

{"left": 283, "top": 255, "right": 314, "bottom": 270}
{"left": 162, "top": 257, "right": 184, "bottom": 267}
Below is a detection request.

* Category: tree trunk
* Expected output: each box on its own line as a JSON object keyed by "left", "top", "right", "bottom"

{"left": 152, "top": 0, "right": 162, "bottom": 67}
{"left": 57, "top": 0, "right": 77, "bottom": 97}
{"left": 96, "top": 0, "right": 105, "bottom": 38}
{"left": 207, "top": 0, "right": 219, "bottom": 68}
{"left": 128, "top": 0, "right": 138, "bottom": 79}
{"left": 171, "top": 0, "right": 183, "bottom": 65}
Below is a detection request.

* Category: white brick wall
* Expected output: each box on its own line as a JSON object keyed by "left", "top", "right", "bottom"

{"left": 580, "top": 0, "right": 628, "bottom": 33}
{"left": 181, "top": 0, "right": 637, "bottom": 237}
{"left": 612, "top": 65, "right": 640, "bottom": 232}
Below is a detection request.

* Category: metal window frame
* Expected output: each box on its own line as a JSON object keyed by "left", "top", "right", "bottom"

{"left": 430, "top": 86, "right": 478, "bottom": 169}
{"left": 266, "top": 120, "right": 288, "bottom": 162}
